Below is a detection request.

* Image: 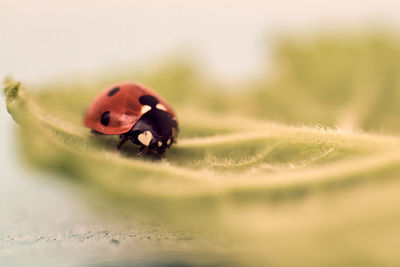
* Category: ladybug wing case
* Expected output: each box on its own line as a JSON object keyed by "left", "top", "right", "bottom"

{"left": 84, "top": 82, "right": 176, "bottom": 135}
{"left": 84, "top": 83, "right": 143, "bottom": 135}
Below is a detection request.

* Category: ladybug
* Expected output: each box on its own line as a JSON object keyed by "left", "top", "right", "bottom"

{"left": 84, "top": 82, "right": 178, "bottom": 155}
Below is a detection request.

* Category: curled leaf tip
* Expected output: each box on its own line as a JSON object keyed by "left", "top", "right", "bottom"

{"left": 3, "top": 81, "right": 21, "bottom": 103}
{"left": 3, "top": 76, "right": 16, "bottom": 86}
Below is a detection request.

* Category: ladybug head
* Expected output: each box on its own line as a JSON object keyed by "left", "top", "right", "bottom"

{"left": 150, "top": 137, "right": 169, "bottom": 154}
{"left": 136, "top": 129, "right": 172, "bottom": 154}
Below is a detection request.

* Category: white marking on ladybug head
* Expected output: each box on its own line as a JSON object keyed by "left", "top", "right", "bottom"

{"left": 167, "top": 138, "right": 171, "bottom": 145}
{"left": 158, "top": 141, "right": 162, "bottom": 147}
{"left": 140, "top": 105, "right": 151, "bottom": 115}
{"left": 138, "top": 131, "right": 153, "bottom": 146}
{"left": 156, "top": 103, "right": 167, "bottom": 111}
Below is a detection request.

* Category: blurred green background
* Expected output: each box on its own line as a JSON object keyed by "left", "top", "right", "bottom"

{"left": 3, "top": 1, "right": 400, "bottom": 266}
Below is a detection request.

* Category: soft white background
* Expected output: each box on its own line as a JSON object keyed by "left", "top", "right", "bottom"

{"left": 1, "top": 0, "right": 400, "bottom": 265}
{"left": 2, "top": 0, "right": 400, "bottom": 83}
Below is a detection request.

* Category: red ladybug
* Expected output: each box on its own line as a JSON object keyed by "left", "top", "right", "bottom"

{"left": 84, "top": 82, "right": 178, "bottom": 155}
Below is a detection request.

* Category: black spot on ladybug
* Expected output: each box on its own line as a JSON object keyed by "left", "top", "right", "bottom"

{"left": 139, "top": 95, "right": 159, "bottom": 108}
{"left": 108, "top": 87, "right": 120, "bottom": 97}
{"left": 101, "top": 111, "right": 110, "bottom": 126}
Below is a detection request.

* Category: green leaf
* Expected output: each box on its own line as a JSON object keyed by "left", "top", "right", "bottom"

{"left": 6, "top": 34, "right": 400, "bottom": 266}
{"left": 3, "top": 81, "right": 20, "bottom": 107}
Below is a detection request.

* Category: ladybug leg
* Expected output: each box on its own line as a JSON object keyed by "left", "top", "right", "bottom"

{"left": 116, "top": 139, "right": 126, "bottom": 150}
{"left": 91, "top": 129, "right": 104, "bottom": 135}
{"left": 116, "top": 135, "right": 129, "bottom": 150}
{"left": 137, "top": 145, "right": 146, "bottom": 156}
